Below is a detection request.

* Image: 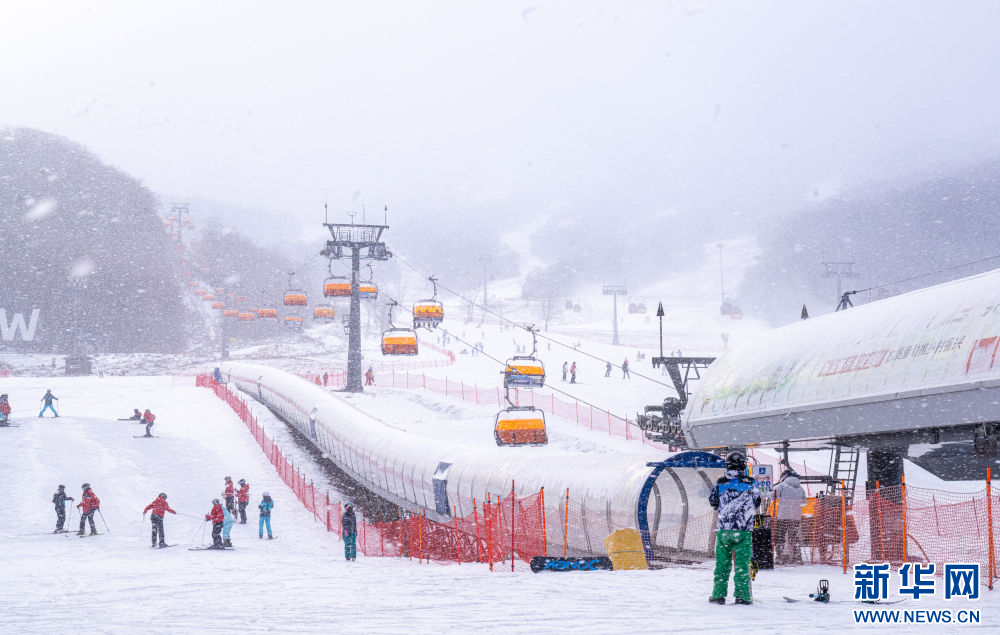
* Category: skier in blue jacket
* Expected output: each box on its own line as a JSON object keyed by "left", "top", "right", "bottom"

{"left": 708, "top": 451, "right": 761, "bottom": 605}
{"left": 258, "top": 492, "right": 274, "bottom": 539}
{"left": 39, "top": 389, "right": 59, "bottom": 417}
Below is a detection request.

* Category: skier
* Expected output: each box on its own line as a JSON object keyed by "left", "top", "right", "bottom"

{"left": 562, "top": 361, "right": 568, "bottom": 382}
{"left": 128, "top": 408, "right": 142, "bottom": 421}
{"left": 605, "top": 362, "right": 612, "bottom": 378}
{"left": 236, "top": 479, "right": 250, "bottom": 524}
{"left": 76, "top": 483, "right": 101, "bottom": 536}
{"left": 365, "top": 366, "right": 375, "bottom": 386}
{"left": 142, "top": 409, "right": 156, "bottom": 437}
{"left": 223, "top": 476, "right": 236, "bottom": 515}
{"left": 258, "top": 492, "right": 274, "bottom": 539}
{"left": 707, "top": 451, "right": 761, "bottom": 605}
{"left": 39, "top": 389, "right": 59, "bottom": 418}
{"left": 143, "top": 492, "right": 176, "bottom": 548}
{"left": 570, "top": 362, "right": 577, "bottom": 384}
{"left": 342, "top": 502, "right": 357, "bottom": 561}
{"left": 52, "top": 484, "right": 74, "bottom": 532}
{"left": 323, "top": 372, "right": 329, "bottom": 387}
{"left": 222, "top": 504, "right": 235, "bottom": 548}
{"left": 622, "top": 358, "right": 630, "bottom": 379}
{"left": 204, "top": 498, "right": 225, "bottom": 548}
{"left": 0, "top": 393, "right": 11, "bottom": 426}
{"left": 773, "top": 470, "right": 807, "bottom": 565}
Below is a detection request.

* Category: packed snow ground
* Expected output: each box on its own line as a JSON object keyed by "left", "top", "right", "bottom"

{"left": 6, "top": 376, "right": 998, "bottom": 633}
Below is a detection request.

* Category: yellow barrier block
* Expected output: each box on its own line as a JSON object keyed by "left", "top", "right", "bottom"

{"left": 603, "top": 529, "right": 648, "bottom": 571}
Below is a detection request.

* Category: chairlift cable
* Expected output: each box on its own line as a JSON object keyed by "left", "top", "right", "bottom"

{"left": 391, "top": 254, "right": 674, "bottom": 389}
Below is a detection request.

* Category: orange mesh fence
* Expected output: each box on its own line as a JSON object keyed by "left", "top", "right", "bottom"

{"left": 766, "top": 482, "right": 999, "bottom": 586}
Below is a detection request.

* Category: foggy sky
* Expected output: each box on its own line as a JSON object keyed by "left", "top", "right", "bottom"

{"left": 3, "top": 1, "right": 999, "bottom": 243}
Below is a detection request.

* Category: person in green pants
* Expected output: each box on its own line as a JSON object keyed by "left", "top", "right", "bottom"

{"left": 708, "top": 451, "right": 761, "bottom": 605}
{"left": 341, "top": 503, "right": 357, "bottom": 561}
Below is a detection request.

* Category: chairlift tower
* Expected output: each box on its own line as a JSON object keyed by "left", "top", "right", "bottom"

{"left": 321, "top": 216, "right": 391, "bottom": 392}
{"left": 602, "top": 285, "right": 627, "bottom": 346}
{"left": 171, "top": 203, "right": 191, "bottom": 244}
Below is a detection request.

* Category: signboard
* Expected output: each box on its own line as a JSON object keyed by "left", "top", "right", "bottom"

{"left": 753, "top": 464, "right": 774, "bottom": 493}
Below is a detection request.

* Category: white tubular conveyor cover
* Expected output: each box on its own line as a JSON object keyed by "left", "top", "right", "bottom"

{"left": 221, "top": 362, "right": 715, "bottom": 557}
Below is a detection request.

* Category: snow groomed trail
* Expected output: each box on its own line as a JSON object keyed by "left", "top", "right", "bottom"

{"left": 6, "top": 375, "right": 999, "bottom": 633}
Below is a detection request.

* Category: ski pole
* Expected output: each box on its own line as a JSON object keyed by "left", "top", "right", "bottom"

{"left": 188, "top": 521, "right": 203, "bottom": 546}
{"left": 97, "top": 508, "right": 111, "bottom": 533}
{"left": 139, "top": 512, "right": 146, "bottom": 541}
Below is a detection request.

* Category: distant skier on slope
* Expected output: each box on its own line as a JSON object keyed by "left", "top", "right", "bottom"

{"left": 52, "top": 484, "right": 74, "bottom": 532}
{"left": 143, "top": 492, "right": 176, "bottom": 548}
{"left": 39, "top": 389, "right": 59, "bottom": 418}
{"left": 570, "top": 362, "right": 577, "bottom": 384}
{"left": 605, "top": 362, "right": 612, "bottom": 378}
{"left": 562, "top": 362, "right": 568, "bottom": 382}
{"left": 622, "top": 358, "right": 630, "bottom": 379}
{"left": 142, "top": 409, "right": 156, "bottom": 437}
{"left": 204, "top": 499, "right": 225, "bottom": 549}
{"left": 342, "top": 502, "right": 357, "bottom": 561}
{"left": 258, "top": 492, "right": 274, "bottom": 539}
{"left": 236, "top": 479, "right": 250, "bottom": 524}
{"left": 128, "top": 408, "right": 142, "bottom": 421}
{"left": 0, "top": 393, "right": 11, "bottom": 426}
{"left": 77, "top": 483, "right": 100, "bottom": 536}
{"left": 223, "top": 476, "right": 236, "bottom": 515}
{"left": 365, "top": 366, "right": 375, "bottom": 386}
{"left": 222, "top": 505, "right": 235, "bottom": 548}
{"left": 707, "top": 451, "right": 760, "bottom": 605}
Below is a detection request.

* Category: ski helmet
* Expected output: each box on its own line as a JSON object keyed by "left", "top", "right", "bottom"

{"left": 262, "top": 492, "right": 270, "bottom": 497}
{"left": 725, "top": 451, "right": 747, "bottom": 471}
{"left": 225, "top": 476, "right": 232, "bottom": 481}
{"left": 159, "top": 493, "right": 167, "bottom": 499}
{"left": 82, "top": 482, "right": 90, "bottom": 490}
{"left": 58, "top": 484, "right": 65, "bottom": 490}
{"left": 238, "top": 479, "right": 245, "bottom": 484}
{"left": 212, "top": 498, "right": 220, "bottom": 505}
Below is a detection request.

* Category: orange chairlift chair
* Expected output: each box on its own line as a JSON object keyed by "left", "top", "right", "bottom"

{"left": 503, "top": 326, "right": 545, "bottom": 389}
{"left": 412, "top": 275, "right": 444, "bottom": 329}
{"left": 381, "top": 300, "right": 418, "bottom": 356}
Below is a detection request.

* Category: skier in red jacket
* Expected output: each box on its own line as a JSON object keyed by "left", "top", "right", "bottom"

{"left": 236, "top": 479, "right": 250, "bottom": 524}
{"left": 0, "top": 393, "right": 11, "bottom": 426}
{"left": 204, "top": 499, "right": 225, "bottom": 548}
{"left": 223, "top": 476, "right": 236, "bottom": 515}
{"left": 142, "top": 409, "right": 156, "bottom": 438}
{"left": 76, "top": 483, "right": 101, "bottom": 536}
{"left": 143, "top": 493, "right": 176, "bottom": 548}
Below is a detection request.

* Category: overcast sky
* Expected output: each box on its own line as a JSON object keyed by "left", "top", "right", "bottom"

{"left": 3, "top": 1, "right": 999, "bottom": 242}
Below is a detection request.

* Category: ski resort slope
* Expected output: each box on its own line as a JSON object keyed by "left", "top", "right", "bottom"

{"left": 5, "top": 375, "right": 998, "bottom": 633}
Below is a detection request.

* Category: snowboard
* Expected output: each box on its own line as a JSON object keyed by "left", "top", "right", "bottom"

{"left": 783, "top": 596, "right": 905, "bottom": 605}
{"left": 530, "top": 556, "right": 613, "bottom": 573}
{"left": 188, "top": 546, "right": 235, "bottom": 551}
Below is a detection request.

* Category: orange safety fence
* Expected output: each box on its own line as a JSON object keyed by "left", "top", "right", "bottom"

{"left": 767, "top": 481, "right": 1000, "bottom": 587}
